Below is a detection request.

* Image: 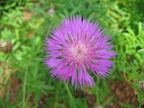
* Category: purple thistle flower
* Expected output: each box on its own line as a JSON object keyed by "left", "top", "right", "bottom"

{"left": 45, "top": 16, "right": 116, "bottom": 87}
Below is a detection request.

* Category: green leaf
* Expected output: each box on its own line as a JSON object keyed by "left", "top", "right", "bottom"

{"left": 102, "top": 96, "right": 114, "bottom": 106}
{"left": 138, "top": 48, "right": 144, "bottom": 52}
{"left": 127, "top": 28, "right": 135, "bottom": 36}
{"left": 138, "top": 22, "right": 142, "bottom": 36}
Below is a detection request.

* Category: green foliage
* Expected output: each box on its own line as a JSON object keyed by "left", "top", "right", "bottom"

{"left": 0, "top": 0, "right": 144, "bottom": 108}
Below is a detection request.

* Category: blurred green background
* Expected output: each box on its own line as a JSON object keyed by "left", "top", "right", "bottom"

{"left": 0, "top": 0, "right": 144, "bottom": 108}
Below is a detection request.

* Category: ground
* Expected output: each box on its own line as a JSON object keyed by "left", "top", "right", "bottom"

{"left": 0, "top": 74, "right": 140, "bottom": 108}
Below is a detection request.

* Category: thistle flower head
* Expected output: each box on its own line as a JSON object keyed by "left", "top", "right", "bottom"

{"left": 0, "top": 40, "right": 13, "bottom": 54}
{"left": 45, "top": 16, "right": 116, "bottom": 87}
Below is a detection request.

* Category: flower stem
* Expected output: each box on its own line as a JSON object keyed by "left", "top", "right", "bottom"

{"left": 96, "top": 78, "right": 100, "bottom": 104}
{"left": 64, "top": 82, "right": 76, "bottom": 108}
{"left": 64, "top": 82, "right": 73, "bottom": 99}
{"left": 22, "top": 67, "right": 28, "bottom": 108}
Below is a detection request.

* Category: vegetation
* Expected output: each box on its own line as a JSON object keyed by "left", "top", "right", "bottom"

{"left": 0, "top": 0, "right": 144, "bottom": 108}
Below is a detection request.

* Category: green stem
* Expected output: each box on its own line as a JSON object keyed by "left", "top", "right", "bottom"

{"left": 96, "top": 78, "right": 99, "bottom": 104}
{"left": 64, "top": 82, "right": 76, "bottom": 108}
{"left": 53, "top": 84, "right": 58, "bottom": 108}
{"left": 22, "top": 67, "right": 28, "bottom": 108}
{"left": 64, "top": 82, "right": 73, "bottom": 99}
{"left": 11, "top": 53, "right": 30, "bottom": 107}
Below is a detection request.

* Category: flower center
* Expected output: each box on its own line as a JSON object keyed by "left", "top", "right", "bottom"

{"left": 69, "top": 41, "right": 87, "bottom": 62}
